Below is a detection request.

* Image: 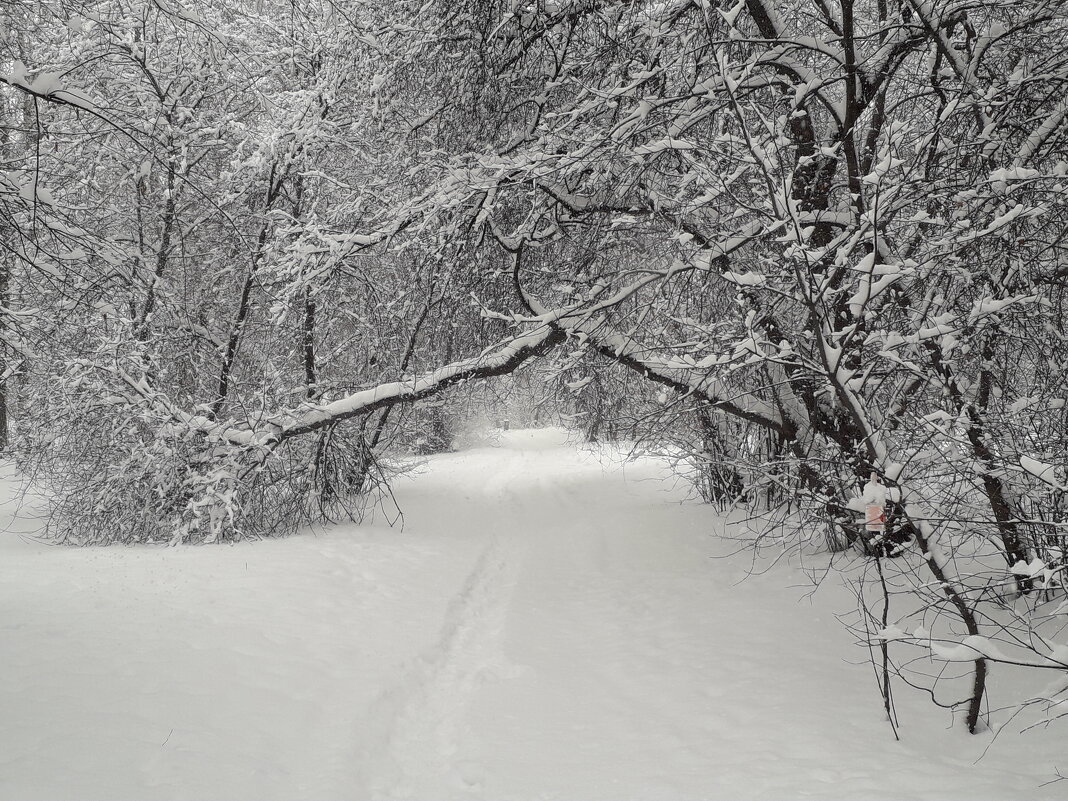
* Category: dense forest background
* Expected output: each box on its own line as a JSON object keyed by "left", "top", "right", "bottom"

{"left": 3, "top": 0, "right": 1068, "bottom": 734}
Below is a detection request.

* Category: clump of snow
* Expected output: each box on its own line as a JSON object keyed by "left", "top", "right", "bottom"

{"left": 1020, "top": 455, "right": 1065, "bottom": 490}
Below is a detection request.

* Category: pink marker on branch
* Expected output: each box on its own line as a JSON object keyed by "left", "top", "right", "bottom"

{"left": 862, "top": 472, "right": 888, "bottom": 533}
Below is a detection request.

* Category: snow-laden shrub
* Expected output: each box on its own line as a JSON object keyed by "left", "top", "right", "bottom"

{"left": 15, "top": 361, "right": 390, "bottom": 544}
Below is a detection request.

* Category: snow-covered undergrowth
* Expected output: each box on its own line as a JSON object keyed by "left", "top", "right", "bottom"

{"left": 1, "top": 428, "right": 1064, "bottom": 800}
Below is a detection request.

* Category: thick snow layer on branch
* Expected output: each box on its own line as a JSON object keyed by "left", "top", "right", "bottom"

{"left": 874, "top": 624, "right": 908, "bottom": 641}
{"left": 932, "top": 636, "right": 1008, "bottom": 663}
{"left": 988, "top": 167, "right": 1041, "bottom": 183}
{"left": 1011, "top": 558, "right": 1049, "bottom": 579}
{"left": 281, "top": 326, "right": 561, "bottom": 439}
{"left": 631, "top": 137, "right": 698, "bottom": 155}
{"left": 1016, "top": 97, "right": 1068, "bottom": 165}
{"left": 0, "top": 62, "right": 96, "bottom": 110}
{"left": 573, "top": 324, "right": 783, "bottom": 429}
{"left": 1020, "top": 455, "right": 1066, "bottom": 491}
{"left": 722, "top": 270, "right": 767, "bottom": 286}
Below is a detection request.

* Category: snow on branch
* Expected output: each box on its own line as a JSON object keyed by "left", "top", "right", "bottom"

{"left": 278, "top": 325, "right": 565, "bottom": 440}
{"left": 575, "top": 321, "right": 785, "bottom": 432}
{"left": 509, "top": 222, "right": 787, "bottom": 433}
{"left": 1020, "top": 456, "right": 1068, "bottom": 492}
{"left": 0, "top": 63, "right": 96, "bottom": 112}
{"left": 90, "top": 326, "right": 565, "bottom": 450}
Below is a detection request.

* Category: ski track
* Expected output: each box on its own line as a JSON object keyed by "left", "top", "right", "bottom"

{"left": 363, "top": 448, "right": 534, "bottom": 800}
{"left": 361, "top": 438, "right": 703, "bottom": 801}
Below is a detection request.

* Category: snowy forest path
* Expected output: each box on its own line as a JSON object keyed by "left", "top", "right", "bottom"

{"left": 357, "top": 430, "right": 742, "bottom": 800}
{"left": 353, "top": 429, "right": 1053, "bottom": 801}
{"left": 1, "top": 430, "right": 1061, "bottom": 801}
{"left": 360, "top": 437, "right": 538, "bottom": 799}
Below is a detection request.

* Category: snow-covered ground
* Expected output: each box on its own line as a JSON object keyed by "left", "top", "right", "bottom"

{"left": 1, "top": 428, "right": 1064, "bottom": 800}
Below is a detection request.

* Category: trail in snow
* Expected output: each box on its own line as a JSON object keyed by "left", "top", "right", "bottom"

{"left": 1, "top": 428, "right": 1066, "bottom": 801}
{"left": 363, "top": 444, "right": 534, "bottom": 799}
